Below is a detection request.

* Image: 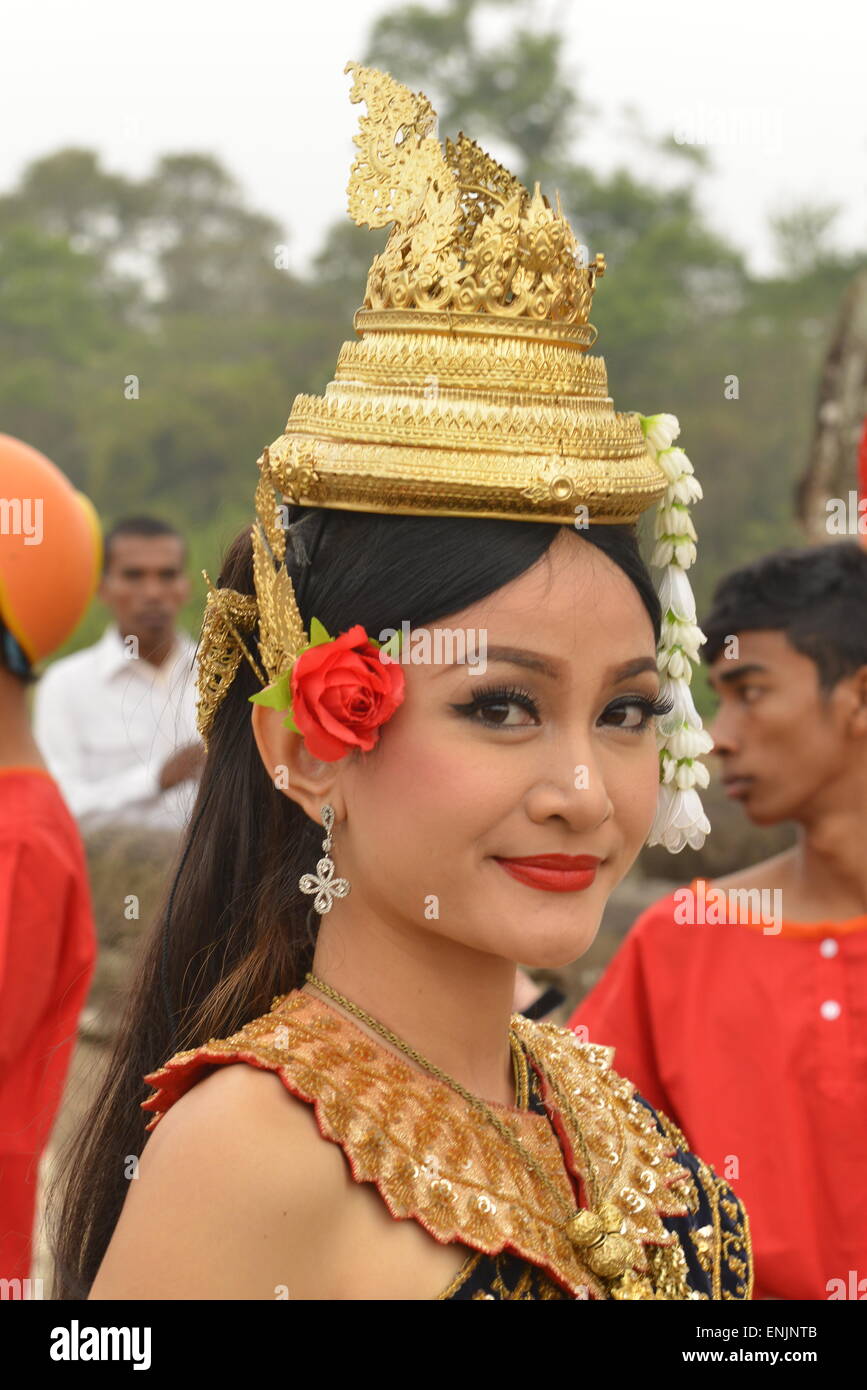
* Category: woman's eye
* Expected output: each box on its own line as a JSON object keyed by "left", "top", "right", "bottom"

{"left": 600, "top": 693, "right": 672, "bottom": 733}
{"left": 454, "top": 687, "right": 540, "bottom": 728}
{"left": 472, "top": 697, "right": 539, "bottom": 728}
{"left": 601, "top": 700, "right": 654, "bottom": 731}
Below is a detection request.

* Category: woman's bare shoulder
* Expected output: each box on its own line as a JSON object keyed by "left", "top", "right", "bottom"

{"left": 89, "top": 1061, "right": 349, "bottom": 1299}
{"left": 146, "top": 1059, "right": 326, "bottom": 1157}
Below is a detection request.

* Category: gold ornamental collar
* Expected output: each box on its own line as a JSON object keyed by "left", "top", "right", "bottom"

{"left": 142, "top": 989, "right": 695, "bottom": 1299}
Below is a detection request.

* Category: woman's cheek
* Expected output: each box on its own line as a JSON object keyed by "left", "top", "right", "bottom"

{"left": 611, "top": 745, "right": 659, "bottom": 838}
{"left": 363, "top": 729, "right": 461, "bottom": 813}
{"left": 636, "top": 757, "right": 662, "bottom": 838}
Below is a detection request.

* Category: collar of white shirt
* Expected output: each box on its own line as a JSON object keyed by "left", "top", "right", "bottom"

{"left": 94, "top": 622, "right": 197, "bottom": 684}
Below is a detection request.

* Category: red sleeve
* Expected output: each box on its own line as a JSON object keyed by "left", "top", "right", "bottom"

{"left": 0, "top": 828, "right": 90, "bottom": 1067}
{"left": 568, "top": 899, "right": 675, "bottom": 1115}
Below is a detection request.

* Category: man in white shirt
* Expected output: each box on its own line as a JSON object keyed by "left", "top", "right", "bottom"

{"left": 33, "top": 516, "right": 205, "bottom": 833}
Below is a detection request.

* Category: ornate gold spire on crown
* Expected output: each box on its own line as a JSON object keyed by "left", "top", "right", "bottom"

{"left": 258, "top": 61, "right": 667, "bottom": 528}
{"left": 344, "top": 62, "right": 603, "bottom": 328}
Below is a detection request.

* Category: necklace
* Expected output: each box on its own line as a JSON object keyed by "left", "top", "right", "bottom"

{"left": 304, "top": 971, "right": 639, "bottom": 1290}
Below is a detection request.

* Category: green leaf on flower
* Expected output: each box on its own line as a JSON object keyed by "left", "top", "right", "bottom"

{"left": 309, "top": 617, "right": 332, "bottom": 646}
{"left": 249, "top": 669, "right": 292, "bottom": 710}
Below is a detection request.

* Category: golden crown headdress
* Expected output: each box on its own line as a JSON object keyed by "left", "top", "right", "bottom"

{"left": 196, "top": 61, "right": 713, "bottom": 852}
{"left": 264, "top": 61, "right": 666, "bottom": 526}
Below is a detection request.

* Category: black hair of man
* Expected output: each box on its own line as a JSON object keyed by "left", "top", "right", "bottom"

{"left": 102, "top": 516, "right": 188, "bottom": 576}
{"left": 702, "top": 541, "right": 867, "bottom": 693}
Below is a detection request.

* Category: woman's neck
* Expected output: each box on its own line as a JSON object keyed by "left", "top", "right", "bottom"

{"left": 307, "top": 919, "right": 520, "bottom": 1109}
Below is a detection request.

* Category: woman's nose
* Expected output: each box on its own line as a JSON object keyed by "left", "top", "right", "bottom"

{"left": 523, "top": 750, "right": 614, "bottom": 833}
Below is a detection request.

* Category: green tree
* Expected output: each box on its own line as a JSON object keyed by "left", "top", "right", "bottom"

{"left": 770, "top": 201, "right": 841, "bottom": 280}
{"left": 0, "top": 148, "right": 146, "bottom": 262}
{"left": 141, "top": 154, "right": 296, "bottom": 316}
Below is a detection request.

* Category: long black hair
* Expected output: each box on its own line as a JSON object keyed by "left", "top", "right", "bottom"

{"left": 48, "top": 506, "right": 661, "bottom": 1298}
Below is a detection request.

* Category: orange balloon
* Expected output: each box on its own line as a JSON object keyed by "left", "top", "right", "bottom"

{"left": 0, "top": 433, "right": 102, "bottom": 665}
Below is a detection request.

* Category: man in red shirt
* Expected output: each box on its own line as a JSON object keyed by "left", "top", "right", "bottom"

{"left": 570, "top": 541, "right": 867, "bottom": 1301}
{"left": 0, "top": 433, "right": 100, "bottom": 1287}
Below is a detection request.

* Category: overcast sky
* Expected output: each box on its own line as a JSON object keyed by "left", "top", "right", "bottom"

{"left": 4, "top": 0, "right": 866, "bottom": 276}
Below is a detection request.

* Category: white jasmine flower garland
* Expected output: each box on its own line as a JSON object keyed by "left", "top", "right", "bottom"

{"left": 639, "top": 413, "right": 713, "bottom": 853}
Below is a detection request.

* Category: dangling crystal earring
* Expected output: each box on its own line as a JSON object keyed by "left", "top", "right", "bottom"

{"left": 299, "top": 803, "right": 351, "bottom": 914}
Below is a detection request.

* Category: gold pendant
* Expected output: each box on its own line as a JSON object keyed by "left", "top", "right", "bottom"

{"left": 564, "top": 1201, "right": 632, "bottom": 1278}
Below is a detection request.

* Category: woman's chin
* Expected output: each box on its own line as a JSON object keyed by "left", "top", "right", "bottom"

{"left": 507, "top": 912, "right": 604, "bottom": 971}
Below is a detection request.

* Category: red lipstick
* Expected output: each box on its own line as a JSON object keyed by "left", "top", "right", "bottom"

{"left": 493, "top": 853, "right": 601, "bottom": 893}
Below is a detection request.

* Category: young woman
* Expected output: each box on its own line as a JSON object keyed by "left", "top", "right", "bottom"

{"left": 49, "top": 63, "right": 752, "bottom": 1301}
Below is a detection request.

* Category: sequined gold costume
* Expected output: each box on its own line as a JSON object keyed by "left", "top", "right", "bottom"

{"left": 142, "top": 989, "right": 753, "bottom": 1300}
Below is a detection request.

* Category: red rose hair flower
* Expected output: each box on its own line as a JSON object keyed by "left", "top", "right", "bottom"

{"left": 250, "top": 618, "right": 405, "bottom": 762}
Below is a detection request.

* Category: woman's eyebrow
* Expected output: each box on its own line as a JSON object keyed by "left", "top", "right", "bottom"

{"left": 482, "top": 645, "right": 560, "bottom": 677}
{"left": 607, "top": 656, "right": 659, "bottom": 682}
{"left": 450, "top": 647, "right": 658, "bottom": 683}
{"left": 430, "top": 644, "right": 555, "bottom": 678}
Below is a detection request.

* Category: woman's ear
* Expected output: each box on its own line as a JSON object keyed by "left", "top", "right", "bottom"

{"left": 250, "top": 701, "right": 344, "bottom": 822}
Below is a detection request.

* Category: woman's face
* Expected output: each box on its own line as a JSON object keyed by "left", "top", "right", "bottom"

{"left": 326, "top": 528, "right": 663, "bottom": 968}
